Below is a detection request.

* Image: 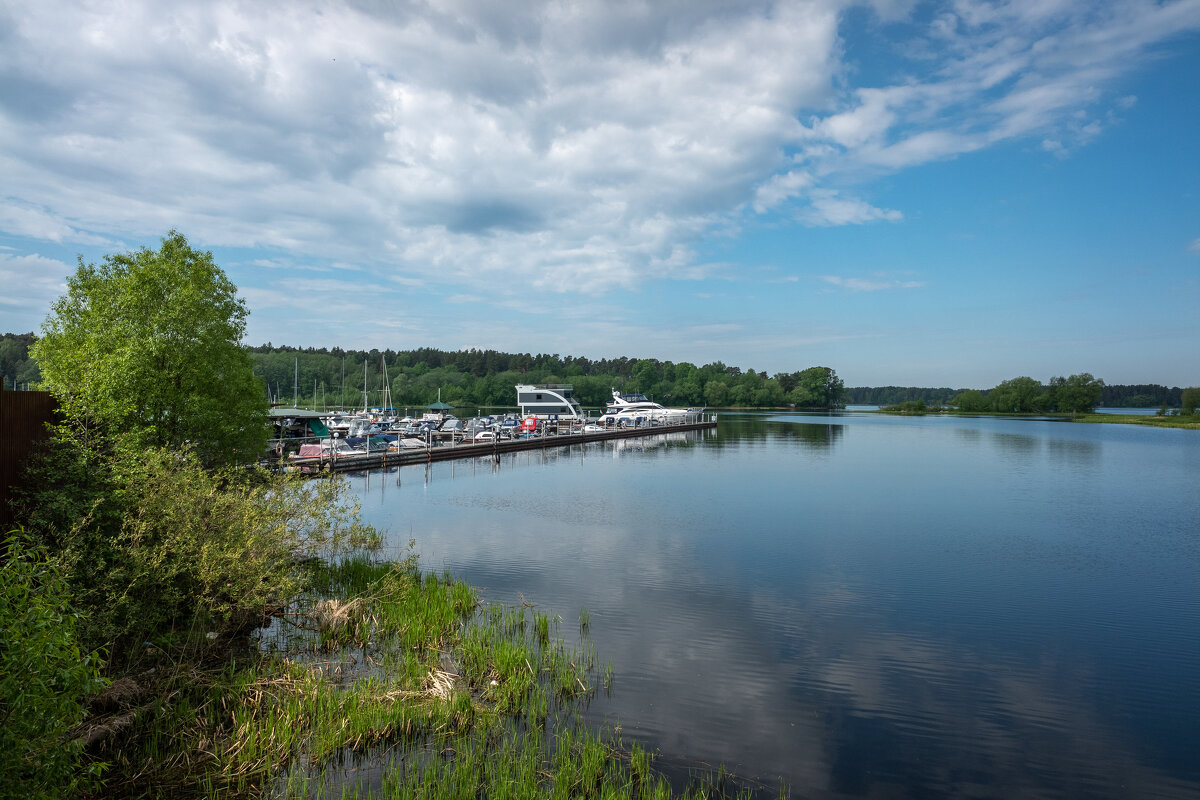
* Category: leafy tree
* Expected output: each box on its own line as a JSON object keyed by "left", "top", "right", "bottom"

{"left": 703, "top": 380, "right": 729, "bottom": 407}
{"left": 1182, "top": 387, "right": 1199, "bottom": 416}
{"left": 988, "top": 376, "right": 1042, "bottom": 412}
{"left": 631, "top": 359, "right": 660, "bottom": 393}
{"left": 952, "top": 389, "right": 987, "bottom": 412}
{"left": 789, "top": 366, "right": 844, "bottom": 408}
{"left": 1050, "top": 373, "right": 1104, "bottom": 413}
{"left": 31, "top": 231, "right": 266, "bottom": 466}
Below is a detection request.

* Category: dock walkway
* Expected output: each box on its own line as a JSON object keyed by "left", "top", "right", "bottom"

{"left": 273, "top": 418, "right": 718, "bottom": 474}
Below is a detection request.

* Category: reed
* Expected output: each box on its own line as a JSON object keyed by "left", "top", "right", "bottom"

{"left": 90, "top": 553, "right": 770, "bottom": 800}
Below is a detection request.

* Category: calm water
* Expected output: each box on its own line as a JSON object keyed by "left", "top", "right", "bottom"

{"left": 347, "top": 412, "right": 1200, "bottom": 799}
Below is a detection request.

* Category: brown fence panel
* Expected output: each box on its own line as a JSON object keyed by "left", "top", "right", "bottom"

{"left": 0, "top": 388, "right": 58, "bottom": 528}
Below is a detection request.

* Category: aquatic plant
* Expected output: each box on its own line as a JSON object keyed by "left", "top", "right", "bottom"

{"left": 76, "top": 551, "right": 769, "bottom": 799}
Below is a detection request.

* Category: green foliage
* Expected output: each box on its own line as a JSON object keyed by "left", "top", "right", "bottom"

{"left": 988, "top": 376, "right": 1042, "bottom": 412}
{"left": 1182, "top": 387, "right": 1199, "bottom": 416}
{"left": 847, "top": 385, "right": 961, "bottom": 406}
{"left": 246, "top": 346, "right": 844, "bottom": 410}
{"left": 0, "top": 533, "right": 107, "bottom": 799}
{"left": 1100, "top": 383, "right": 1183, "bottom": 408}
{"left": 783, "top": 366, "right": 845, "bottom": 408}
{"left": 30, "top": 231, "right": 266, "bottom": 466}
{"left": 0, "top": 332, "right": 40, "bottom": 389}
{"left": 952, "top": 389, "right": 987, "bottom": 411}
{"left": 882, "top": 400, "right": 928, "bottom": 414}
{"left": 1046, "top": 373, "right": 1104, "bottom": 413}
{"left": 19, "top": 443, "right": 381, "bottom": 665}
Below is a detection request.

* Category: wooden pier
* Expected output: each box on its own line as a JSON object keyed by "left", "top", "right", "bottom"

{"left": 274, "top": 418, "right": 718, "bottom": 474}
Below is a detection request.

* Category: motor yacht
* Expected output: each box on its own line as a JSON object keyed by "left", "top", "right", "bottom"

{"left": 598, "top": 389, "right": 691, "bottom": 425}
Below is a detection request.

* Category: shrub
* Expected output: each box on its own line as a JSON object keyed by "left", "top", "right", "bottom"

{"left": 20, "top": 444, "right": 381, "bottom": 665}
{"left": 0, "top": 533, "right": 106, "bottom": 799}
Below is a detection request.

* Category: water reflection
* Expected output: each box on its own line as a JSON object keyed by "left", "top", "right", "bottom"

{"left": 1047, "top": 436, "right": 1101, "bottom": 469}
{"left": 990, "top": 430, "right": 1041, "bottom": 459}
{"left": 347, "top": 412, "right": 1200, "bottom": 799}
{"left": 711, "top": 414, "right": 846, "bottom": 451}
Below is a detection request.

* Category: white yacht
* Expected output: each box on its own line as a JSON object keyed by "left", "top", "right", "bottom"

{"left": 598, "top": 389, "right": 692, "bottom": 425}
{"left": 515, "top": 384, "right": 587, "bottom": 421}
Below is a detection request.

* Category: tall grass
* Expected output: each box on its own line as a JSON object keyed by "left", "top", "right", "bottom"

{"left": 85, "top": 553, "right": 773, "bottom": 799}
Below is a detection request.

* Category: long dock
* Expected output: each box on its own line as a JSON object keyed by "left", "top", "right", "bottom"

{"left": 274, "top": 418, "right": 718, "bottom": 474}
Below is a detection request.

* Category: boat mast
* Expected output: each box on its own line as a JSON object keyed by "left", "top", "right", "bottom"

{"left": 380, "top": 355, "right": 392, "bottom": 412}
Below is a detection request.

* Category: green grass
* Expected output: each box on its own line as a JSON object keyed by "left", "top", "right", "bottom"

{"left": 1069, "top": 413, "right": 1200, "bottom": 429}
{"left": 82, "top": 553, "right": 768, "bottom": 799}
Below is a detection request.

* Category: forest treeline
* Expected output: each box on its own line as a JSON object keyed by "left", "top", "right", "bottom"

{"left": 845, "top": 382, "right": 1185, "bottom": 409}
{"left": 244, "top": 344, "right": 846, "bottom": 409}
{"left": 0, "top": 331, "right": 39, "bottom": 389}
{"left": 1, "top": 332, "right": 1188, "bottom": 409}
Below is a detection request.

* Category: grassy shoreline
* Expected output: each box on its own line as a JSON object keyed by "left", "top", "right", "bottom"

{"left": 81, "top": 553, "right": 766, "bottom": 800}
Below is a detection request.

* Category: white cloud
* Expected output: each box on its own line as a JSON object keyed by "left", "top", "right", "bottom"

{"left": 0, "top": 253, "right": 75, "bottom": 324}
{"left": 753, "top": 170, "right": 815, "bottom": 213}
{"left": 0, "top": 0, "right": 1196, "bottom": 301}
{"left": 1189, "top": 238, "right": 1200, "bottom": 254}
{"left": 820, "top": 275, "right": 924, "bottom": 291}
{"left": 800, "top": 190, "right": 902, "bottom": 227}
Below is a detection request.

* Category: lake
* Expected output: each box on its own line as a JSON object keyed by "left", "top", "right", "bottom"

{"left": 346, "top": 411, "right": 1200, "bottom": 799}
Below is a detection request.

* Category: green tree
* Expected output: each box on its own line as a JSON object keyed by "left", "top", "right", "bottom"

{"left": 703, "top": 380, "right": 729, "bottom": 407}
{"left": 631, "top": 359, "right": 660, "bottom": 393}
{"left": 1181, "top": 387, "right": 1199, "bottom": 415}
{"left": 952, "top": 389, "right": 987, "bottom": 412}
{"left": 1051, "top": 373, "right": 1105, "bottom": 413}
{"left": 31, "top": 232, "right": 266, "bottom": 466}
{"left": 989, "top": 376, "right": 1042, "bottom": 412}
{"left": 789, "top": 366, "right": 844, "bottom": 408}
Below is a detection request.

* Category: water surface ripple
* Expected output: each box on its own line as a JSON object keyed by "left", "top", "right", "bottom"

{"left": 349, "top": 412, "right": 1199, "bottom": 799}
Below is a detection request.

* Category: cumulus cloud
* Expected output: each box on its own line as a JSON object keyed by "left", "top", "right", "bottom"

{"left": 0, "top": 252, "right": 75, "bottom": 311}
{"left": 0, "top": 0, "right": 1196, "bottom": 301}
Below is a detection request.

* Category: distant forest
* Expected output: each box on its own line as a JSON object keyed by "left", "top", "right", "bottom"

{"left": 1, "top": 332, "right": 1187, "bottom": 410}
{"left": 244, "top": 344, "right": 845, "bottom": 410}
{"left": 846, "top": 383, "right": 1184, "bottom": 408}
{"left": 0, "top": 332, "right": 39, "bottom": 389}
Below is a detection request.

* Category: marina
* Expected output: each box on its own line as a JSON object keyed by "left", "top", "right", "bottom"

{"left": 275, "top": 417, "right": 715, "bottom": 473}
{"left": 269, "top": 383, "right": 716, "bottom": 473}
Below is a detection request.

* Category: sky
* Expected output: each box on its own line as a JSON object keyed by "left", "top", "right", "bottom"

{"left": 1, "top": 0, "right": 1198, "bottom": 388}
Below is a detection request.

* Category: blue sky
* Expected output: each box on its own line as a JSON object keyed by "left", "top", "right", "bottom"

{"left": 1, "top": 0, "right": 1197, "bottom": 388}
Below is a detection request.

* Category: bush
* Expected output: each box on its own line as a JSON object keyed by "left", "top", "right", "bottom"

{"left": 19, "top": 443, "right": 381, "bottom": 665}
{"left": 883, "top": 400, "right": 928, "bottom": 414}
{"left": 1182, "top": 387, "right": 1199, "bottom": 416}
{"left": 0, "top": 533, "right": 106, "bottom": 799}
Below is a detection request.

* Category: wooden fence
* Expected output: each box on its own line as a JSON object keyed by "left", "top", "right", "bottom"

{"left": 0, "top": 387, "right": 57, "bottom": 528}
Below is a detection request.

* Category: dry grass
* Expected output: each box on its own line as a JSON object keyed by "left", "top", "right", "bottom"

{"left": 308, "top": 597, "right": 367, "bottom": 637}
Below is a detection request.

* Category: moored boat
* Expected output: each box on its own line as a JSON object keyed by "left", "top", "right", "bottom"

{"left": 597, "top": 389, "right": 691, "bottom": 425}
{"left": 515, "top": 384, "right": 587, "bottom": 421}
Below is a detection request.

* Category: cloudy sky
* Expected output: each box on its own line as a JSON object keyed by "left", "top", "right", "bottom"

{"left": 2, "top": 0, "right": 1198, "bottom": 387}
